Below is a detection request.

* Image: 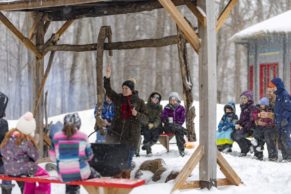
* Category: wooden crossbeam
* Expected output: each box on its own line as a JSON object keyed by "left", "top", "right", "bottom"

{"left": 45, "top": 35, "right": 180, "bottom": 52}
{"left": 0, "top": 11, "right": 42, "bottom": 58}
{"left": 217, "top": 152, "right": 241, "bottom": 185}
{"left": 180, "top": 178, "right": 232, "bottom": 189}
{"left": 171, "top": 145, "right": 204, "bottom": 192}
{"left": 158, "top": 0, "right": 200, "bottom": 53}
{"left": 216, "top": 0, "right": 238, "bottom": 32}
{"left": 0, "top": 0, "right": 114, "bottom": 11}
{"left": 184, "top": 0, "right": 206, "bottom": 27}
{"left": 44, "top": 20, "right": 74, "bottom": 47}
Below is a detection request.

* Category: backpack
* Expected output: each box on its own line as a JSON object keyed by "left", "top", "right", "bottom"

{"left": 0, "top": 92, "right": 8, "bottom": 118}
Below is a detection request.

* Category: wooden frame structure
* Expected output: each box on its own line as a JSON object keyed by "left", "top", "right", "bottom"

{"left": 0, "top": 0, "right": 241, "bottom": 191}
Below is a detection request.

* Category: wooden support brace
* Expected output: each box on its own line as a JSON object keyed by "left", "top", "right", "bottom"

{"left": 217, "top": 152, "right": 242, "bottom": 185}
{"left": 0, "top": 11, "right": 42, "bottom": 58}
{"left": 180, "top": 178, "right": 232, "bottom": 189}
{"left": 158, "top": 0, "right": 201, "bottom": 53}
{"left": 216, "top": 0, "right": 238, "bottom": 32}
{"left": 184, "top": 0, "right": 206, "bottom": 27}
{"left": 172, "top": 145, "right": 204, "bottom": 192}
{"left": 43, "top": 20, "right": 74, "bottom": 56}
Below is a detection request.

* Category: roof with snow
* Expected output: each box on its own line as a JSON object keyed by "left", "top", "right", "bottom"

{"left": 0, "top": 0, "right": 190, "bottom": 21}
{"left": 232, "top": 10, "right": 291, "bottom": 42}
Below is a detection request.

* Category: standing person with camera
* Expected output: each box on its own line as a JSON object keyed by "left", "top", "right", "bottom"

{"left": 103, "top": 64, "right": 147, "bottom": 173}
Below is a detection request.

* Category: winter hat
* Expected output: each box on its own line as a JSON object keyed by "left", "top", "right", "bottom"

{"left": 169, "top": 92, "right": 181, "bottom": 103}
{"left": 64, "top": 113, "right": 81, "bottom": 130}
{"left": 122, "top": 80, "right": 135, "bottom": 91}
{"left": 259, "top": 97, "right": 269, "bottom": 106}
{"left": 16, "top": 112, "right": 36, "bottom": 136}
{"left": 150, "top": 92, "right": 162, "bottom": 102}
{"left": 224, "top": 101, "right": 236, "bottom": 113}
{"left": 240, "top": 90, "right": 253, "bottom": 101}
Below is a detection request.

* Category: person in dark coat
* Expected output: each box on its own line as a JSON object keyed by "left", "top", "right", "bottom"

{"left": 271, "top": 78, "right": 291, "bottom": 161}
{"left": 141, "top": 92, "right": 163, "bottom": 156}
{"left": 0, "top": 118, "right": 14, "bottom": 194}
{"left": 232, "top": 90, "right": 256, "bottom": 156}
{"left": 104, "top": 64, "right": 147, "bottom": 170}
{"left": 252, "top": 97, "right": 277, "bottom": 161}
{"left": 161, "top": 92, "right": 186, "bottom": 157}
{"left": 216, "top": 102, "right": 238, "bottom": 153}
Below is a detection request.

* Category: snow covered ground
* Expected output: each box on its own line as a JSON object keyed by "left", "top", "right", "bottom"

{"left": 6, "top": 101, "right": 291, "bottom": 194}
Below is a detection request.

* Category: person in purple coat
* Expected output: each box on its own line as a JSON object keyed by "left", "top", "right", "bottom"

{"left": 161, "top": 92, "right": 186, "bottom": 157}
{"left": 232, "top": 90, "right": 256, "bottom": 156}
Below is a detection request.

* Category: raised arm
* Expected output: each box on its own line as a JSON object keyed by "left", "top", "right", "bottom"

{"left": 104, "top": 64, "right": 120, "bottom": 103}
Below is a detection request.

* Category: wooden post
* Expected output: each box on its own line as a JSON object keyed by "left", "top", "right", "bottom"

{"left": 177, "top": 27, "right": 196, "bottom": 142}
{"left": 197, "top": 0, "right": 217, "bottom": 189}
{"left": 32, "top": 12, "right": 45, "bottom": 157}
{"left": 96, "top": 26, "right": 112, "bottom": 115}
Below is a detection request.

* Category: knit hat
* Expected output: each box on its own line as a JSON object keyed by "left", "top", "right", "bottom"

{"left": 122, "top": 80, "right": 135, "bottom": 91}
{"left": 240, "top": 90, "right": 253, "bottom": 101}
{"left": 169, "top": 92, "right": 181, "bottom": 103}
{"left": 16, "top": 112, "right": 36, "bottom": 136}
{"left": 150, "top": 92, "right": 162, "bottom": 102}
{"left": 259, "top": 97, "right": 269, "bottom": 106}
{"left": 64, "top": 113, "right": 81, "bottom": 130}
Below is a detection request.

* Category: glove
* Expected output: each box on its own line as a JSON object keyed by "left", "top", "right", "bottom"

{"left": 281, "top": 119, "right": 288, "bottom": 128}
{"left": 148, "top": 123, "right": 154, "bottom": 129}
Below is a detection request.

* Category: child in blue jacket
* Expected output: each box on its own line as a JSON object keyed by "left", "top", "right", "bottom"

{"left": 94, "top": 95, "right": 115, "bottom": 143}
{"left": 216, "top": 102, "right": 238, "bottom": 152}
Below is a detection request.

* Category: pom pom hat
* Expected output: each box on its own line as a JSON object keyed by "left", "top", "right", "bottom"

{"left": 16, "top": 112, "right": 36, "bottom": 136}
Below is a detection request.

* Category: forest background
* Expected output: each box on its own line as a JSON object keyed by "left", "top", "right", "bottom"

{"left": 0, "top": 0, "right": 290, "bottom": 119}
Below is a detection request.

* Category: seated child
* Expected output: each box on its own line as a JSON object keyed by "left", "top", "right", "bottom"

{"left": 216, "top": 102, "right": 238, "bottom": 153}
{"left": 232, "top": 91, "right": 256, "bottom": 156}
{"left": 252, "top": 97, "right": 277, "bottom": 161}
{"left": 161, "top": 92, "right": 186, "bottom": 157}
{"left": 0, "top": 112, "right": 50, "bottom": 194}
{"left": 49, "top": 113, "right": 100, "bottom": 194}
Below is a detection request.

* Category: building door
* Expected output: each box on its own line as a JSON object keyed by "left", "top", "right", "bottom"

{"left": 259, "top": 63, "right": 278, "bottom": 98}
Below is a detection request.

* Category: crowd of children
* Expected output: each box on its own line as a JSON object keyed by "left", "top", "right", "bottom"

{"left": 2, "top": 75, "right": 291, "bottom": 194}
{"left": 216, "top": 77, "right": 291, "bottom": 162}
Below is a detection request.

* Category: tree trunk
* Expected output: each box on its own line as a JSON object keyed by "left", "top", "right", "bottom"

{"left": 69, "top": 20, "right": 82, "bottom": 112}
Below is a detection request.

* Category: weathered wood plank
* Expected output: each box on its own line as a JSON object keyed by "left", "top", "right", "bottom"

{"left": 216, "top": 0, "right": 238, "bottom": 32}
{"left": 0, "top": 11, "right": 42, "bottom": 58}
{"left": 179, "top": 178, "right": 233, "bottom": 190}
{"left": 45, "top": 35, "right": 181, "bottom": 52}
{"left": 0, "top": 0, "right": 113, "bottom": 11}
{"left": 46, "top": 0, "right": 186, "bottom": 21}
{"left": 217, "top": 152, "right": 241, "bottom": 186}
{"left": 43, "top": 20, "right": 74, "bottom": 56}
{"left": 197, "top": 0, "right": 217, "bottom": 188}
{"left": 159, "top": 0, "right": 200, "bottom": 53}
{"left": 171, "top": 145, "right": 204, "bottom": 192}
{"left": 177, "top": 26, "right": 196, "bottom": 141}
{"left": 184, "top": 0, "right": 206, "bottom": 27}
